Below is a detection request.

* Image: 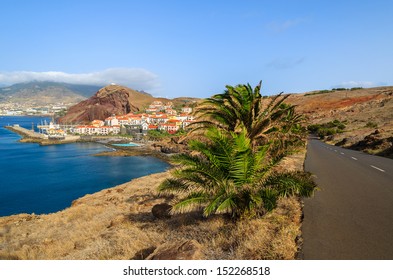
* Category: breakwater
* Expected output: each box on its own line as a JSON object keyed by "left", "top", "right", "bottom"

{"left": 5, "top": 124, "right": 80, "bottom": 144}
{"left": 5, "top": 125, "right": 46, "bottom": 139}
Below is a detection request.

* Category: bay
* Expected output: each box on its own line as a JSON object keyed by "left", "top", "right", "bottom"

{"left": 0, "top": 116, "right": 170, "bottom": 217}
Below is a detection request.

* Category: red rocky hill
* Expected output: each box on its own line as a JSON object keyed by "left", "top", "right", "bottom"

{"left": 58, "top": 85, "right": 156, "bottom": 124}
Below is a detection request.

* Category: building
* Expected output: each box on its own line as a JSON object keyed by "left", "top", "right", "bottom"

{"left": 91, "top": 120, "right": 104, "bottom": 127}
{"left": 105, "top": 116, "right": 119, "bottom": 127}
{"left": 72, "top": 125, "right": 119, "bottom": 135}
{"left": 182, "top": 107, "right": 193, "bottom": 114}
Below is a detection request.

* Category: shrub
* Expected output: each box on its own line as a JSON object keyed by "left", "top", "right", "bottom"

{"left": 365, "top": 121, "right": 378, "bottom": 128}
{"left": 159, "top": 127, "right": 317, "bottom": 219}
{"left": 332, "top": 88, "right": 347, "bottom": 91}
{"left": 159, "top": 82, "right": 316, "bottom": 220}
{"left": 308, "top": 120, "right": 346, "bottom": 138}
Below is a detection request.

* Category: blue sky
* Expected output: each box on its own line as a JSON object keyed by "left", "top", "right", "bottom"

{"left": 1, "top": 0, "right": 392, "bottom": 98}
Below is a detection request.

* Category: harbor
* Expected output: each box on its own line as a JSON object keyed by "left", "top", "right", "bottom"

{"left": 5, "top": 124, "right": 80, "bottom": 144}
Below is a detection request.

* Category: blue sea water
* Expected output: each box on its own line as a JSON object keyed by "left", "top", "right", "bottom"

{"left": 0, "top": 116, "right": 170, "bottom": 217}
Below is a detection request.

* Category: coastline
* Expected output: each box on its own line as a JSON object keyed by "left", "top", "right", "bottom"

{"left": 1, "top": 122, "right": 308, "bottom": 260}
{"left": 4, "top": 124, "right": 174, "bottom": 162}
{"left": 0, "top": 149, "right": 306, "bottom": 260}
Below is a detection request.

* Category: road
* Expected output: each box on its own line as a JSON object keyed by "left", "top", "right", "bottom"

{"left": 302, "top": 138, "right": 393, "bottom": 259}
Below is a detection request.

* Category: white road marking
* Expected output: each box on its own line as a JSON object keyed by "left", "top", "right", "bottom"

{"left": 351, "top": 157, "right": 358, "bottom": 161}
{"left": 370, "top": 165, "right": 386, "bottom": 172}
{"left": 334, "top": 150, "right": 338, "bottom": 152}
{"left": 340, "top": 152, "right": 345, "bottom": 155}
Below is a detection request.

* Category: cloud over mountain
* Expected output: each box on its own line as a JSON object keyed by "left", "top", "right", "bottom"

{"left": 0, "top": 68, "right": 160, "bottom": 92}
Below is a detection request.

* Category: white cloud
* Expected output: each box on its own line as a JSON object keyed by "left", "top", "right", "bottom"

{"left": 333, "top": 81, "right": 379, "bottom": 88}
{"left": 0, "top": 68, "right": 161, "bottom": 92}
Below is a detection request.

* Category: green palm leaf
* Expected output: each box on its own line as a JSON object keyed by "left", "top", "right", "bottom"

{"left": 158, "top": 81, "right": 316, "bottom": 220}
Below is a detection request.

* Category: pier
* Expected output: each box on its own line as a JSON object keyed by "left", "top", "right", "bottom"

{"left": 6, "top": 124, "right": 47, "bottom": 139}
{"left": 5, "top": 124, "right": 80, "bottom": 143}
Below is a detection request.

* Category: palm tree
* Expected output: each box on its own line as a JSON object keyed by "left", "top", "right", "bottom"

{"left": 188, "top": 81, "right": 305, "bottom": 162}
{"left": 159, "top": 126, "right": 316, "bottom": 219}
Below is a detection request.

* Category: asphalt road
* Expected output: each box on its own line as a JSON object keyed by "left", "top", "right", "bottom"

{"left": 302, "top": 138, "right": 393, "bottom": 259}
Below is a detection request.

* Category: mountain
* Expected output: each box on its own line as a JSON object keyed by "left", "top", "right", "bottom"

{"left": 58, "top": 84, "right": 156, "bottom": 124}
{"left": 0, "top": 81, "right": 102, "bottom": 105}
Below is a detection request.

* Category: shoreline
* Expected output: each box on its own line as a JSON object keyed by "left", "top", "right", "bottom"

{"left": 0, "top": 127, "right": 306, "bottom": 260}
{"left": 4, "top": 125, "right": 174, "bottom": 163}
{"left": 0, "top": 151, "right": 306, "bottom": 260}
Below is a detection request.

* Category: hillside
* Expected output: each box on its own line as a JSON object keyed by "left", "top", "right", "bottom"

{"left": 0, "top": 151, "right": 306, "bottom": 260}
{"left": 288, "top": 86, "right": 393, "bottom": 157}
{"left": 0, "top": 81, "right": 101, "bottom": 106}
{"left": 58, "top": 85, "right": 200, "bottom": 124}
{"left": 58, "top": 85, "right": 152, "bottom": 124}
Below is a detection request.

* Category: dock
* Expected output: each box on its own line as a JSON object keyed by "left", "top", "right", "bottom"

{"left": 6, "top": 125, "right": 47, "bottom": 139}
{"left": 5, "top": 124, "right": 80, "bottom": 143}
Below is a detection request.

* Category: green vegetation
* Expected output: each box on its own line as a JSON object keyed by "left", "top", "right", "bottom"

{"left": 147, "top": 130, "right": 170, "bottom": 140}
{"left": 147, "top": 128, "right": 187, "bottom": 141}
{"left": 304, "top": 90, "right": 331, "bottom": 96}
{"left": 308, "top": 119, "right": 347, "bottom": 138}
{"left": 159, "top": 82, "right": 316, "bottom": 219}
{"left": 54, "top": 109, "right": 67, "bottom": 118}
{"left": 331, "top": 88, "right": 347, "bottom": 91}
{"left": 305, "top": 87, "right": 363, "bottom": 96}
{"left": 188, "top": 82, "right": 306, "bottom": 162}
{"left": 365, "top": 121, "right": 378, "bottom": 129}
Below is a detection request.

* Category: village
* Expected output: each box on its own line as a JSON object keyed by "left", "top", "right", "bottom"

{"left": 43, "top": 100, "right": 195, "bottom": 139}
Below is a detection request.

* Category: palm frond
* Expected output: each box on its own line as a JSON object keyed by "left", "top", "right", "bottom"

{"left": 259, "top": 188, "right": 279, "bottom": 212}
{"left": 171, "top": 192, "right": 209, "bottom": 214}
{"left": 157, "top": 81, "right": 311, "bottom": 219}
{"left": 263, "top": 171, "right": 317, "bottom": 197}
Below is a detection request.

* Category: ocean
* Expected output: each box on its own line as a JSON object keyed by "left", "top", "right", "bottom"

{"left": 0, "top": 116, "right": 170, "bottom": 217}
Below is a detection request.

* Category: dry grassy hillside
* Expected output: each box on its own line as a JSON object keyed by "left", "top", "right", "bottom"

{"left": 288, "top": 86, "right": 393, "bottom": 157}
{"left": 0, "top": 152, "right": 305, "bottom": 260}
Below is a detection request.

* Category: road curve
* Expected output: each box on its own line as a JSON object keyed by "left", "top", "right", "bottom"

{"left": 302, "top": 138, "right": 393, "bottom": 259}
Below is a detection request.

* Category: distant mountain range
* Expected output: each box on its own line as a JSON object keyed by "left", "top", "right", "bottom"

{"left": 0, "top": 81, "right": 103, "bottom": 105}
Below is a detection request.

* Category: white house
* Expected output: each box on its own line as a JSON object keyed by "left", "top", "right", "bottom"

{"left": 105, "top": 116, "right": 119, "bottom": 127}
{"left": 182, "top": 107, "right": 193, "bottom": 114}
{"left": 141, "top": 121, "right": 149, "bottom": 131}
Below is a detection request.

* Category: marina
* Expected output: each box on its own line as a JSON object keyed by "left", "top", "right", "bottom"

{"left": 0, "top": 116, "right": 170, "bottom": 216}
{"left": 6, "top": 123, "right": 80, "bottom": 142}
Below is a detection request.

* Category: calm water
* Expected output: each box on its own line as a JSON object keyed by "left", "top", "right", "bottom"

{"left": 0, "top": 116, "right": 170, "bottom": 217}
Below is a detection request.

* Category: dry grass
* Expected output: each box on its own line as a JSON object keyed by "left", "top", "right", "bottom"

{"left": 0, "top": 152, "right": 306, "bottom": 260}
{"left": 288, "top": 87, "right": 393, "bottom": 155}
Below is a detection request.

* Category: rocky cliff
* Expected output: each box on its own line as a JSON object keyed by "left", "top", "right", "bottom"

{"left": 58, "top": 85, "right": 155, "bottom": 124}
